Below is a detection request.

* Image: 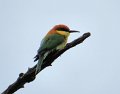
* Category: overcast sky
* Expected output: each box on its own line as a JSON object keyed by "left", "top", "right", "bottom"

{"left": 0, "top": 0, "right": 120, "bottom": 94}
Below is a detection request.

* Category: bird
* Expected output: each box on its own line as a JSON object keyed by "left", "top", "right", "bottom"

{"left": 34, "top": 24, "right": 79, "bottom": 74}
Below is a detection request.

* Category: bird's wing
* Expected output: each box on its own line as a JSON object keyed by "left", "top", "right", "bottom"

{"left": 38, "top": 34, "right": 65, "bottom": 54}
{"left": 34, "top": 34, "right": 65, "bottom": 62}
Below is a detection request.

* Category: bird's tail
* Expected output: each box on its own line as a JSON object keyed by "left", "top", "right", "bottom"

{"left": 35, "top": 57, "right": 43, "bottom": 74}
{"left": 35, "top": 52, "right": 49, "bottom": 74}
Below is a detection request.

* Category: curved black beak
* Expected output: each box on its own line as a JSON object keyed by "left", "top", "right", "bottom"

{"left": 69, "top": 30, "right": 80, "bottom": 33}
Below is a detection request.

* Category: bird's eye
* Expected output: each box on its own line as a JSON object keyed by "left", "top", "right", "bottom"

{"left": 57, "top": 28, "right": 68, "bottom": 31}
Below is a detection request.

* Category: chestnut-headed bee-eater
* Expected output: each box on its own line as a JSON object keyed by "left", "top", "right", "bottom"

{"left": 34, "top": 24, "right": 79, "bottom": 74}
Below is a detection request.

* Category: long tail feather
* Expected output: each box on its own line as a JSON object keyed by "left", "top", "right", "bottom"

{"left": 35, "top": 52, "right": 50, "bottom": 74}
{"left": 35, "top": 57, "right": 43, "bottom": 74}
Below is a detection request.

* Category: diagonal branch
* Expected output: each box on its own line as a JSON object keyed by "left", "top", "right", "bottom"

{"left": 2, "top": 32, "right": 91, "bottom": 94}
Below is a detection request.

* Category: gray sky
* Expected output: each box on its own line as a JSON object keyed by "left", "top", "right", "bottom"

{"left": 0, "top": 0, "right": 120, "bottom": 94}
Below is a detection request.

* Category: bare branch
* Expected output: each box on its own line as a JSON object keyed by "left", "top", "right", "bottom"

{"left": 2, "top": 32, "right": 91, "bottom": 94}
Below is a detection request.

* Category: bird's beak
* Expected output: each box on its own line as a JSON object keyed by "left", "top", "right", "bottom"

{"left": 69, "top": 30, "right": 80, "bottom": 33}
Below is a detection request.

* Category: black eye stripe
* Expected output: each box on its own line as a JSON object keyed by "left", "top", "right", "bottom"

{"left": 57, "top": 28, "right": 69, "bottom": 31}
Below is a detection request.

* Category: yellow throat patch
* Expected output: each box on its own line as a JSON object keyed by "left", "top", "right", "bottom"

{"left": 56, "top": 30, "right": 70, "bottom": 37}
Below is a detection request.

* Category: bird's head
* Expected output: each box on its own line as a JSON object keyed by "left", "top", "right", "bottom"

{"left": 48, "top": 24, "right": 80, "bottom": 36}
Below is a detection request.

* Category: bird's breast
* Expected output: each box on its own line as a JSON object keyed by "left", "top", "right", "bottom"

{"left": 56, "top": 38, "right": 68, "bottom": 50}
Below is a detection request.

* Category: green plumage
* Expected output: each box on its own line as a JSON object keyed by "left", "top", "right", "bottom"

{"left": 35, "top": 34, "right": 65, "bottom": 74}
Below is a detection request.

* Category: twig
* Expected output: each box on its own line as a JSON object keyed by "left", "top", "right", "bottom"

{"left": 2, "top": 32, "right": 91, "bottom": 94}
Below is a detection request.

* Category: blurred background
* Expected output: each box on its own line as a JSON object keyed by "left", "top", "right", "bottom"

{"left": 0, "top": 0, "right": 120, "bottom": 94}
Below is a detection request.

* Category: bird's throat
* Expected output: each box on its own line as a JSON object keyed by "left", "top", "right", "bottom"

{"left": 56, "top": 30, "right": 70, "bottom": 37}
